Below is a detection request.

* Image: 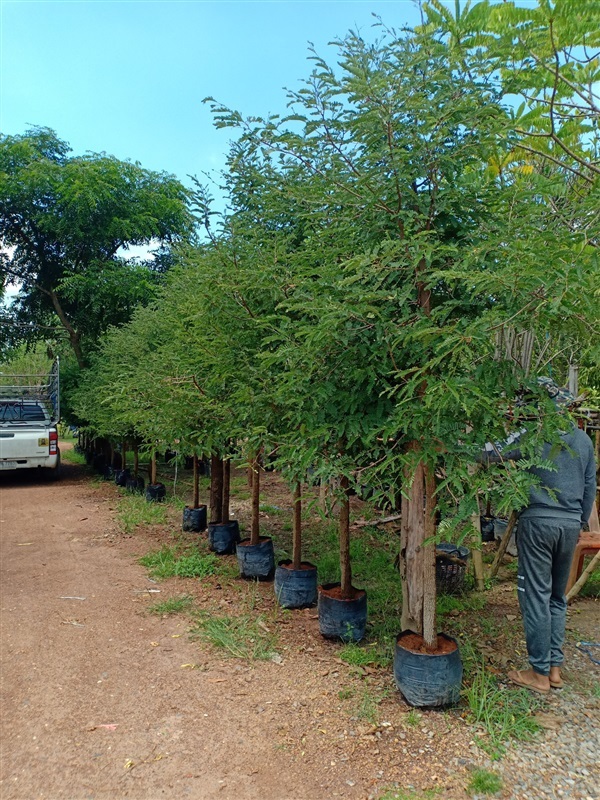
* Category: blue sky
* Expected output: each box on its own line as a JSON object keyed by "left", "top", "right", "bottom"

{"left": 1, "top": 0, "right": 435, "bottom": 188}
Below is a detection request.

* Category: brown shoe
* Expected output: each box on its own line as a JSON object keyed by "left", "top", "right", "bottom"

{"left": 507, "top": 669, "right": 550, "bottom": 694}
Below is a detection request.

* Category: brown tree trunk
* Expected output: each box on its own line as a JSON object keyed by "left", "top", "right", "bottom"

{"left": 292, "top": 482, "right": 302, "bottom": 570}
{"left": 222, "top": 458, "right": 231, "bottom": 523}
{"left": 250, "top": 453, "right": 261, "bottom": 545}
{"left": 210, "top": 455, "right": 224, "bottom": 523}
{"left": 339, "top": 476, "right": 352, "bottom": 600}
{"left": 192, "top": 455, "right": 200, "bottom": 508}
{"left": 422, "top": 466, "right": 437, "bottom": 650}
{"left": 400, "top": 459, "right": 438, "bottom": 649}
{"left": 49, "top": 288, "right": 85, "bottom": 369}
{"left": 400, "top": 461, "right": 425, "bottom": 635}
{"left": 150, "top": 451, "right": 157, "bottom": 485}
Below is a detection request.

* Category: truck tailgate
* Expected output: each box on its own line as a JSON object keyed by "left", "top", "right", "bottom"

{"left": 0, "top": 430, "right": 51, "bottom": 460}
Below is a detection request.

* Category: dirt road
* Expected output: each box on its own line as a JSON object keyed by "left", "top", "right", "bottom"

{"left": 2, "top": 459, "right": 366, "bottom": 800}
{"left": 4, "top": 456, "right": 596, "bottom": 800}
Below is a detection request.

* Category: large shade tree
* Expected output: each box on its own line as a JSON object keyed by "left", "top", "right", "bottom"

{"left": 0, "top": 127, "right": 193, "bottom": 367}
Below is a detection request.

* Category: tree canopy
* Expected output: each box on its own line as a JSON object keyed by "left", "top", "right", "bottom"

{"left": 0, "top": 127, "right": 194, "bottom": 367}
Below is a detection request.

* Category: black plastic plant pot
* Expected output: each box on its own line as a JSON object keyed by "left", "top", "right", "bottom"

{"left": 393, "top": 630, "right": 463, "bottom": 708}
{"left": 126, "top": 475, "right": 145, "bottom": 494}
{"left": 317, "top": 583, "right": 367, "bottom": 642}
{"left": 183, "top": 505, "right": 208, "bottom": 533}
{"left": 274, "top": 560, "right": 318, "bottom": 608}
{"left": 236, "top": 537, "right": 275, "bottom": 580}
{"left": 145, "top": 482, "right": 166, "bottom": 503}
{"left": 208, "top": 520, "right": 240, "bottom": 555}
{"left": 114, "top": 468, "right": 131, "bottom": 488}
{"left": 102, "top": 465, "right": 114, "bottom": 481}
{"left": 480, "top": 515, "right": 495, "bottom": 542}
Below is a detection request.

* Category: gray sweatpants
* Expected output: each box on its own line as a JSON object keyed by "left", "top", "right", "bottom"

{"left": 516, "top": 518, "right": 580, "bottom": 675}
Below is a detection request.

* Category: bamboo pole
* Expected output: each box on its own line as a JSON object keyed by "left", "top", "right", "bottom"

{"left": 566, "top": 549, "right": 600, "bottom": 601}
{"left": 490, "top": 511, "right": 518, "bottom": 578}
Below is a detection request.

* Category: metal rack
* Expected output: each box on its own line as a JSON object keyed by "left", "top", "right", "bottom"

{"left": 0, "top": 358, "right": 60, "bottom": 424}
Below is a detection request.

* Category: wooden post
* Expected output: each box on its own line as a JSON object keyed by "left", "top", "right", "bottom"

{"left": 490, "top": 511, "right": 518, "bottom": 578}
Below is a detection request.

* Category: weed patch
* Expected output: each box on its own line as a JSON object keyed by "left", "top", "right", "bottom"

{"left": 117, "top": 495, "right": 169, "bottom": 534}
{"left": 148, "top": 594, "right": 195, "bottom": 615}
{"left": 139, "top": 546, "right": 221, "bottom": 580}
{"left": 465, "top": 666, "right": 543, "bottom": 759}
{"left": 467, "top": 768, "right": 503, "bottom": 795}
{"left": 191, "top": 613, "right": 279, "bottom": 660}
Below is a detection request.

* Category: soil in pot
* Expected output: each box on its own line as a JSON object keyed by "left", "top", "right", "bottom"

{"left": 145, "top": 482, "right": 166, "bottom": 503}
{"left": 317, "top": 583, "right": 367, "bottom": 642}
{"left": 274, "top": 560, "right": 318, "bottom": 608}
{"left": 236, "top": 537, "right": 275, "bottom": 581}
{"left": 183, "top": 505, "right": 207, "bottom": 533}
{"left": 393, "top": 630, "right": 462, "bottom": 708}
{"left": 208, "top": 520, "right": 240, "bottom": 555}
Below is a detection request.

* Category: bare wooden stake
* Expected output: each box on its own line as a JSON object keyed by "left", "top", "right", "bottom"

{"left": 490, "top": 511, "right": 518, "bottom": 578}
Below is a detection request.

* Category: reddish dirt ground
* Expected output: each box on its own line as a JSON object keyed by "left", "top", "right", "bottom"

{"left": 1, "top": 448, "right": 598, "bottom": 800}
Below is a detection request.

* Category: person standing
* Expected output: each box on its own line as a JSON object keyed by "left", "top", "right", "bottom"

{"left": 485, "top": 378, "right": 596, "bottom": 693}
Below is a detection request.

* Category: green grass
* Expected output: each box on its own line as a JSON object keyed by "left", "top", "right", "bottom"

{"left": 139, "top": 546, "right": 221, "bottom": 580}
{"left": 148, "top": 594, "right": 195, "bottom": 615}
{"left": 60, "top": 448, "right": 88, "bottom": 465}
{"left": 404, "top": 709, "right": 421, "bottom": 727}
{"left": 117, "top": 494, "right": 169, "bottom": 534}
{"left": 190, "top": 613, "right": 279, "bottom": 660}
{"left": 579, "top": 559, "right": 600, "bottom": 598}
{"left": 339, "top": 641, "right": 384, "bottom": 668}
{"left": 468, "top": 769, "right": 503, "bottom": 795}
{"left": 259, "top": 503, "right": 287, "bottom": 515}
{"left": 465, "top": 666, "right": 543, "bottom": 759}
{"left": 378, "top": 788, "right": 442, "bottom": 800}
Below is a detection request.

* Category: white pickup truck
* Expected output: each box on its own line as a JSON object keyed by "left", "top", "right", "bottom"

{"left": 0, "top": 358, "right": 61, "bottom": 477}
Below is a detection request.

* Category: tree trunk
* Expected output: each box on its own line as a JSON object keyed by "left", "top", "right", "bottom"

{"left": 400, "top": 461, "right": 426, "bottom": 635}
{"left": 49, "top": 289, "right": 85, "bottom": 369}
{"left": 250, "top": 453, "right": 261, "bottom": 545}
{"left": 339, "top": 476, "right": 352, "bottom": 600}
{"left": 192, "top": 455, "right": 200, "bottom": 508}
{"left": 150, "top": 451, "right": 157, "bottom": 485}
{"left": 210, "top": 455, "right": 224, "bottom": 523}
{"left": 422, "top": 466, "right": 437, "bottom": 650}
{"left": 222, "top": 458, "right": 231, "bottom": 523}
{"left": 292, "top": 482, "right": 302, "bottom": 570}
